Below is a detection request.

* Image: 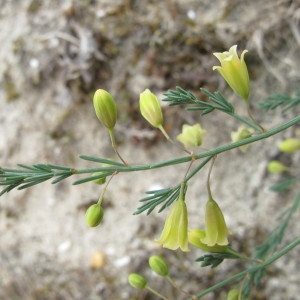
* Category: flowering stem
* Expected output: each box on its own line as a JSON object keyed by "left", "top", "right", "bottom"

{"left": 97, "top": 171, "right": 118, "bottom": 206}
{"left": 108, "top": 128, "right": 128, "bottom": 165}
{"left": 246, "top": 104, "right": 266, "bottom": 133}
{"left": 77, "top": 116, "right": 300, "bottom": 176}
{"left": 158, "top": 125, "right": 192, "bottom": 155}
{"left": 145, "top": 286, "right": 168, "bottom": 300}
{"left": 166, "top": 275, "right": 198, "bottom": 299}
{"left": 226, "top": 111, "right": 264, "bottom": 133}
{"left": 206, "top": 155, "right": 217, "bottom": 199}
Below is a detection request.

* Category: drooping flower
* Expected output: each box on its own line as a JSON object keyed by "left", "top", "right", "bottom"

{"left": 231, "top": 126, "right": 253, "bottom": 152}
{"left": 156, "top": 196, "right": 190, "bottom": 252}
{"left": 176, "top": 123, "right": 206, "bottom": 148}
{"left": 188, "top": 229, "right": 229, "bottom": 252}
{"left": 139, "top": 89, "right": 163, "bottom": 128}
{"left": 201, "top": 197, "right": 230, "bottom": 246}
{"left": 93, "top": 89, "right": 117, "bottom": 129}
{"left": 213, "top": 45, "right": 250, "bottom": 102}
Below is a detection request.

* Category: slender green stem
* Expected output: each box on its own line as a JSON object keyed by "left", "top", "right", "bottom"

{"left": 226, "top": 111, "right": 264, "bottom": 133}
{"left": 158, "top": 124, "right": 192, "bottom": 155}
{"left": 77, "top": 116, "right": 300, "bottom": 175}
{"left": 206, "top": 155, "right": 217, "bottom": 199}
{"left": 97, "top": 171, "right": 117, "bottom": 205}
{"left": 146, "top": 285, "right": 168, "bottom": 300}
{"left": 187, "top": 237, "right": 300, "bottom": 299}
{"left": 108, "top": 128, "right": 128, "bottom": 166}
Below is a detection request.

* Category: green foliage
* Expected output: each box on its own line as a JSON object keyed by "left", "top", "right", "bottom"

{"left": 259, "top": 89, "right": 300, "bottom": 112}
{"left": 196, "top": 251, "right": 240, "bottom": 268}
{"left": 163, "top": 87, "right": 234, "bottom": 115}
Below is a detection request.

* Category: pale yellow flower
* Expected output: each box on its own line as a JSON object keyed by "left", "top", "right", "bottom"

{"left": 176, "top": 123, "right": 206, "bottom": 147}
{"left": 156, "top": 196, "right": 190, "bottom": 252}
{"left": 213, "top": 45, "right": 250, "bottom": 102}
{"left": 201, "top": 197, "right": 230, "bottom": 246}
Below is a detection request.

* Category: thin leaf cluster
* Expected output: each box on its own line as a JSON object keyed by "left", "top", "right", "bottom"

{"left": 0, "top": 164, "right": 75, "bottom": 196}
{"left": 163, "top": 87, "right": 234, "bottom": 115}
{"left": 196, "top": 251, "right": 240, "bottom": 268}
{"left": 134, "top": 185, "right": 182, "bottom": 215}
{"left": 259, "top": 89, "right": 300, "bottom": 112}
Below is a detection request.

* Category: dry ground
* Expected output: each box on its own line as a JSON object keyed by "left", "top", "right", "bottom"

{"left": 1, "top": 0, "right": 300, "bottom": 299}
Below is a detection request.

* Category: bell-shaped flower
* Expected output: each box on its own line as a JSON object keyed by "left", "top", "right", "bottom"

{"left": 213, "top": 45, "right": 250, "bottom": 102}
{"left": 188, "top": 229, "right": 229, "bottom": 252}
{"left": 139, "top": 89, "right": 163, "bottom": 128}
{"left": 156, "top": 196, "right": 190, "bottom": 252}
{"left": 176, "top": 123, "right": 206, "bottom": 147}
{"left": 93, "top": 89, "right": 117, "bottom": 129}
{"left": 201, "top": 197, "right": 230, "bottom": 246}
{"left": 231, "top": 126, "right": 253, "bottom": 152}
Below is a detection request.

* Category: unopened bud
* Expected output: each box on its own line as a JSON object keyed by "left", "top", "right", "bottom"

{"left": 93, "top": 89, "right": 117, "bottom": 129}
{"left": 128, "top": 273, "right": 147, "bottom": 289}
{"left": 149, "top": 256, "right": 169, "bottom": 277}
{"left": 85, "top": 204, "right": 104, "bottom": 227}
{"left": 278, "top": 138, "right": 300, "bottom": 153}
{"left": 227, "top": 289, "right": 239, "bottom": 300}
{"left": 267, "top": 160, "right": 288, "bottom": 174}
{"left": 139, "top": 89, "right": 163, "bottom": 128}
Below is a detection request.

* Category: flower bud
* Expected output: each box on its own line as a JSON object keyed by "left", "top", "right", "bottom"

{"left": 278, "top": 138, "right": 300, "bottom": 153}
{"left": 149, "top": 256, "right": 169, "bottom": 277}
{"left": 139, "top": 89, "right": 163, "bottom": 128}
{"left": 213, "top": 45, "right": 250, "bottom": 102}
{"left": 128, "top": 273, "right": 147, "bottom": 289}
{"left": 93, "top": 89, "right": 117, "bottom": 129}
{"left": 227, "top": 288, "right": 239, "bottom": 300}
{"left": 267, "top": 160, "right": 288, "bottom": 174}
{"left": 85, "top": 204, "right": 104, "bottom": 227}
{"left": 176, "top": 123, "right": 206, "bottom": 147}
{"left": 92, "top": 172, "right": 106, "bottom": 185}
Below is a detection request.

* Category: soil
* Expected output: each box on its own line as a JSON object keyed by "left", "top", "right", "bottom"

{"left": 1, "top": 0, "right": 300, "bottom": 299}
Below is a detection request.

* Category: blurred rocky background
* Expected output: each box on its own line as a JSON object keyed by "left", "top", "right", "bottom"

{"left": 1, "top": 0, "right": 300, "bottom": 299}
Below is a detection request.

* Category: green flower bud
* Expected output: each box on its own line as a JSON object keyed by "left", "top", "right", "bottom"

{"left": 128, "top": 273, "right": 147, "bottom": 289}
{"left": 139, "top": 89, "right": 163, "bottom": 128}
{"left": 278, "top": 138, "right": 300, "bottom": 153}
{"left": 227, "top": 289, "right": 239, "bottom": 300}
{"left": 176, "top": 123, "right": 206, "bottom": 147}
{"left": 92, "top": 172, "right": 106, "bottom": 185}
{"left": 85, "top": 204, "right": 104, "bottom": 227}
{"left": 267, "top": 160, "right": 288, "bottom": 174}
{"left": 213, "top": 45, "right": 250, "bottom": 102}
{"left": 93, "top": 89, "right": 117, "bottom": 129}
{"left": 148, "top": 256, "right": 169, "bottom": 277}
